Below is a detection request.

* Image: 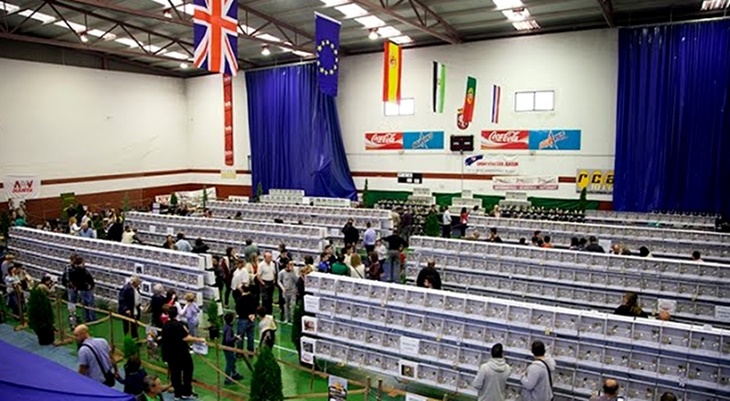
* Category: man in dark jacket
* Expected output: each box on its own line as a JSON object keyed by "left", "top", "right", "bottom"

{"left": 68, "top": 257, "right": 96, "bottom": 322}
{"left": 382, "top": 234, "right": 408, "bottom": 283}
{"left": 235, "top": 287, "right": 258, "bottom": 354}
{"left": 416, "top": 261, "right": 442, "bottom": 290}
{"left": 342, "top": 219, "right": 360, "bottom": 248}
{"left": 118, "top": 276, "right": 142, "bottom": 338}
{"left": 585, "top": 236, "right": 606, "bottom": 253}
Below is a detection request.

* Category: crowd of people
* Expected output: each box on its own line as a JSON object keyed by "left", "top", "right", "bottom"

{"left": 0, "top": 200, "right": 714, "bottom": 401}
{"left": 471, "top": 338, "right": 679, "bottom": 401}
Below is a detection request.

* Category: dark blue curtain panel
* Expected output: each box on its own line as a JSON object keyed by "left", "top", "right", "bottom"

{"left": 245, "top": 63, "right": 357, "bottom": 200}
{"left": 614, "top": 20, "right": 730, "bottom": 216}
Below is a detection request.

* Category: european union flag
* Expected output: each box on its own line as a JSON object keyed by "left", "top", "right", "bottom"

{"left": 315, "top": 13, "right": 341, "bottom": 97}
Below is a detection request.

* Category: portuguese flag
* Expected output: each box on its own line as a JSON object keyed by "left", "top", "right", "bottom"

{"left": 383, "top": 41, "right": 402, "bottom": 104}
{"left": 462, "top": 76, "right": 477, "bottom": 123}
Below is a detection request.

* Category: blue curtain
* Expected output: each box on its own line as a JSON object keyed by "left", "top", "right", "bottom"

{"left": 614, "top": 20, "right": 730, "bottom": 216}
{"left": 245, "top": 63, "right": 357, "bottom": 200}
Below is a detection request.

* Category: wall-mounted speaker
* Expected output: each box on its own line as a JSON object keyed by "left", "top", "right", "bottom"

{"left": 450, "top": 135, "right": 474, "bottom": 152}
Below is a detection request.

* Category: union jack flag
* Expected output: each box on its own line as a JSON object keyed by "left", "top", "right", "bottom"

{"left": 193, "top": 0, "right": 239, "bottom": 76}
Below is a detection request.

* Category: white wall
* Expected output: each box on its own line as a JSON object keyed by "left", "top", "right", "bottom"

{"left": 184, "top": 73, "right": 252, "bottom": 187}
{"left": 0, "top": 58, "right": 189, "bottom": 200}
{"left": 338, "top": 29, "right": 618, "bottom": 200}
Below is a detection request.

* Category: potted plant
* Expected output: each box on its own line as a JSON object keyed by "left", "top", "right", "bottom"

{"left": 201, "top": 186, "right": 208, "bottom": 210}
{"left": 255, "top": 182, "right": 263, "bottom": 203}
{"left": 206, "top": 301, "right": 221, "bottom": 339}
{"left": 170, "top": 192, "right": 179, "bottom": 208}
{"left": 250, "top": 346, "right": 283, "bottom": 401}
{"left": 27, "top": 288, "right": 55, "bottom": 345}
{"left": 362, "top": 179, "right": 370, "bottom": 208}
{"left": 123, "top": 334, "right": 140, "bottom": 359}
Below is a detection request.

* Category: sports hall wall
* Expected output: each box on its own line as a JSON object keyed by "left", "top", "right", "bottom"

{"left": 0, "top": 57, "right": 251, "bottom": 218}
{"left": 338, "top": 28, "right": 618, "bottom": 205}
{"left": 0, "top": 28, "right": 617, "bottom": 218}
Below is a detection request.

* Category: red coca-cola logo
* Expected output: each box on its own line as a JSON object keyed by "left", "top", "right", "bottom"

{"left": 481, "top": 130, "right": 528, "bottom": 150}
{"left": 366, "top": 132, "right": 403, "bottom": 150}
{"left": 371, "top": 133, "right": 399, "bottom": 143}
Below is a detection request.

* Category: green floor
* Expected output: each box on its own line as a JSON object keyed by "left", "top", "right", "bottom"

{"left": 2, "top": 293, "right": 468, "bottom": 401}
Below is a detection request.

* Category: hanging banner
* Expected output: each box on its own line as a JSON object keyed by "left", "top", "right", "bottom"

{"left": 365, "top": 132, "right": 403, "bottom": 150}
{"left": 223, "top": 74, "right": 234, "bottom": 166}
{"left": 403, "top": 131, "right": 444, "bottom": 150}
{"left": 456, "top": 76, "right": 477, "bottom": 130}
{"left": 481, "top": 130, "right": 529, "bottom": 150}
{"left": 528, "top": 129, "right": 582, "bottom": 150}
{"left": 328, "top": 375, "right": 348, "bottom": 401}
{"left": 4, "top": 175, "right": 41, "bottom": 199}
{"left": 365, "top": 132, "right": 444, "bottom": 150}
{"left": 465, "top": 154, "right": 519, "bottom": 175}
{"left": 493, "top": 175, "right": 558, "bottom": 190}
{"left": 576, "top": 169, "right": 613, "bottom": 194}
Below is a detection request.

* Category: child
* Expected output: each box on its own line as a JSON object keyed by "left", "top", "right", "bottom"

{"left": 159, "top": 304, "right": 170, "bottom": 326}
{"left": 118, "top": 355, "right": 147, "bottom": 396}
{"left": 181, "top": 293, "right": 200, "bottom": 337}
{"left": 222, "top": 313, "right": 243, "bottom": 385}
{"left": 256, "top": 306, "right": 277, "bottom": 349}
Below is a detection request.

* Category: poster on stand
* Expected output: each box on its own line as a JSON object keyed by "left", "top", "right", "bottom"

{"left": 300, "top": 337, "right": 316, "bottom": 364}
{"left": 464, "top": 154, "right": 519, "bottom": 175}
{"left": 493, "top": 176, "right": 558, "bottom": 191}
{"left": 328, "top": 375, "right": 348, "bottom": 401}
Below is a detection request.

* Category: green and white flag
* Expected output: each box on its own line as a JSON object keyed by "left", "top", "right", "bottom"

{"left": 432, "top": 61, "right": 446, "bottom": 113}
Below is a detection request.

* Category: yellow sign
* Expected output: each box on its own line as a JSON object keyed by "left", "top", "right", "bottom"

{"left": 576, "top": 169, "right": 613, "bottom": 194}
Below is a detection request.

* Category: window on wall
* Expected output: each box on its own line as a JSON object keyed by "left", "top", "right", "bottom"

{"left": 384, "top": 98, "right": 415, "bottom": 116}
{"left": 514, "top": 90, "right": 554, "bottom": 112}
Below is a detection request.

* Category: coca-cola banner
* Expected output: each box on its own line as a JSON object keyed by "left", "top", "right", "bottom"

{"left": 365, "top": 132, "right": 403, "bottom": 150}
{"left": 493, "top": 175, "right": 559, "bottom": 191}
{"left": 365, "top": 131, "right": 444, "bottom": 150}
{"left": 481, "top": 130, "right": 529, "bottom": 150}
{"left": 464, "top": 154, "right": 519, "bottom": 175}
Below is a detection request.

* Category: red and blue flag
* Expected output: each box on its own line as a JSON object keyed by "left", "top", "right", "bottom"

{"left": 193, "top": 0, "right": 239, "bottom": 76}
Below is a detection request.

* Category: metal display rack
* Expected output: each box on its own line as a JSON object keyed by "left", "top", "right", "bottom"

{"left": 303, "top": 273, "right": 730, "bottom": 401}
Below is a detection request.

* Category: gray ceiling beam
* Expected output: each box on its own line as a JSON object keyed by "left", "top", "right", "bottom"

{"left": 0, "top": 31, "right": 185, "bottom": 76}
{"left": 349, "top": 0, "right": 463, "bottom": 44}
{"left": 54, "top": 0, "right": 314, "bottom": 54}
{"left": 596, "top": 0, "right": 615, "bottom": 28}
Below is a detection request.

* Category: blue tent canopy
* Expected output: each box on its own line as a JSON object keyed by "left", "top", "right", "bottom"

{"left": 0, "top": 340, "right": 135, "bottom": 401}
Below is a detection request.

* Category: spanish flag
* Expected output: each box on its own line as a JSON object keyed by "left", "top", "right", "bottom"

{"left": 382, "top": 41, "right": 402, "bottom": 104}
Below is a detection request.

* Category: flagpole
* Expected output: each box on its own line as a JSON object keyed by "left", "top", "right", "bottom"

{"left": 314, "top": 11, "right": 342, "bottom": 25}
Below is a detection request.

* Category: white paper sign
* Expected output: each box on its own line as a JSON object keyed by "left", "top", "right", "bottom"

{"left": 300, "top": 337, "right": 316, "bottom": 364}
{"left": 166, "top": 227, "right": 174, "bottom": 235}
{"left": 149, "top": 225, "right": 157, "bottom": 234}
{"left": 405, "top": 394, "right": 428, "bottom": 401}
{"left": 302, "top": 316, "right": 318, "bottom": 334}
{"left": 303, "top": 295, "right": 320, "bottom": 314}
{"left": 715, "top": 305, "right": 730, "bottom": 322}
{"left": 399, "top": 336, "right": 421, "bottom": 357}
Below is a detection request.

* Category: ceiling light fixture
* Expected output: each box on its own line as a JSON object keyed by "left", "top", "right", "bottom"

{"left": 180, "top": 62, "right": 189, "bottom": 69}
{"left": 261, "top": 45, "right": 271, "bottom": 56}
{"left": 80, "top": 32, "right": 89, "bottom": 43}
{"left": 369, "top": 28, "right": 379, "bottom": 40}
{"left": 512, "top": 20, "right": 540, "bottom": 31}
{"left": 700, "top": 0, "right": 730, "bottom": 10}
{"left": 163, "top": 8, "right": 172, "bottom": 18}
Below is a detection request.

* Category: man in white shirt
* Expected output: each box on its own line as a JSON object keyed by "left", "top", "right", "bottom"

{"left": 230, "top": 262, "right": 250, "bottom": 302}
{"left": 257, "top": 252, "right": 277, "bottom": 314}
{"left": 175, "top": 233, "right": 193, "bottom": 252}
{"left": 363, "top": 222, "right": 377, "bottom": 253}
{"left": 75, "top": 324, "right": 115, "bottom": 385}
{"left": 441, "top": 206, "right": 452, "bottom": 238}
